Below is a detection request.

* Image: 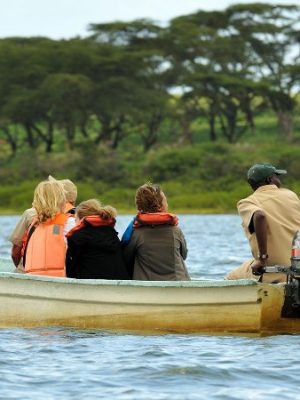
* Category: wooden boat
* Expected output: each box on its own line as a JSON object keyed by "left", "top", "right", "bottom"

{"left": 1, "top": 259, "right": 300, "bottom": 335}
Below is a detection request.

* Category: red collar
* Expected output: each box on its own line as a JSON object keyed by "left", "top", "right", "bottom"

{"left": 67, "top": 215, "right": 115, "bottom": 237}
{"left": 134, "top": 212, "right": 178, "bottom": 228}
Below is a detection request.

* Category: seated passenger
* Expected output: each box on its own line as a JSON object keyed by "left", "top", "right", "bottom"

{"left": 10, "top": 177, "right": 77, "bottom": 272}
{"left": 122, "top": 183, "right": 190, "bottom": 281}
{"left": 66, "top": 199, "right": 130, "bottom": 280}
{"left": 225, "top": 163, "right": 300, "bottom": 283}
{"left": 23, "top": 180, "right": 75, "bottom": 277}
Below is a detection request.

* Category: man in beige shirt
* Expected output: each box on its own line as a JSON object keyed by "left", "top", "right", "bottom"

{"left": 226, "top": 163, "right": 300, "bottom": 283}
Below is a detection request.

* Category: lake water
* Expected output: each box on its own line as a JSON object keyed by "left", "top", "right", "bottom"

{"left": 0, "top": 215, "right": 299, "bottom": 400}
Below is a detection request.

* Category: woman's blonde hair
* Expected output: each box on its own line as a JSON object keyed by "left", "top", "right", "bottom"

{"left": 135, "top": 183, "right": 164, "bottom": 212}
{"left": 48, "top": 175, "right": 77, "bottom": 204}
{"left": 76, "top": 199, "right": 117, "bottom": 220}
{"left": 33, "top": 180, "right": 66, "bottom": 223}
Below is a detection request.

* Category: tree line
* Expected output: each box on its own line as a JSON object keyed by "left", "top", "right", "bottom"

{"left": 1, "top": 2, "right": 300, "bottom": 155}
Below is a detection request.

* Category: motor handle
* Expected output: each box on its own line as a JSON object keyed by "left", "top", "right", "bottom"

{"left": 261, "top": 265, "right": 291, "bottom": 274}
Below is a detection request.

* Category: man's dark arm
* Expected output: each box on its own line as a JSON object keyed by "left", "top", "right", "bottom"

{"left": 11, "top": 244, "right": 22, "bottom": 267}
{"left": 253, "top": 210, "right": 268, "bottom": 255}
{"left": 251, "top": 210, "right": 268, "bottom": 275}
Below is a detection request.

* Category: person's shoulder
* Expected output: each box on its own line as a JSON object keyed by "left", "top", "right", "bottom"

{"left": 23, "top": 207, "right": 36, "bottom": 220}
{"left": 67, "top": 226, "right": 89, "bottom": 244}
{"left": 237, "top": 193, "right": 256, "bottom": 206}
{"left": 96, "top": 225, "right": 120, "bottom": 239}
{"left": 172, "top": 225, "right": 185, "bottom": 238}
{"left": 280, "top": 187, "right": 297, "bottom": 195}
{"left": 23, "top": 207, "right": 36, "bottom": 216}
{"left": 155, "top": 224, "right": 183, "bottom": 235}
{"left": 17, "top": 207, "right": 36, "bottom": 227}
{"left": 279, "top": 187, "right": 300, "bottom": 199}
{"left": 172, "top": 224, "right": 183, "bottom": 232}
{"left": 160, "top": 222, "right": 181, "bottom": 230}
{"left": 82, "top": 224, "right": 117, "bottom": 236}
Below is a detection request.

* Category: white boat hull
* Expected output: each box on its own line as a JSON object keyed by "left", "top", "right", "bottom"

{"left": 0, "top": 270, "right": 297, "bottom": 334}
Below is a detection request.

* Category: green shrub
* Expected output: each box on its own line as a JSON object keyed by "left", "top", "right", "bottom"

{"left": 1, "top": 137, "right": 300, "bottom": 214}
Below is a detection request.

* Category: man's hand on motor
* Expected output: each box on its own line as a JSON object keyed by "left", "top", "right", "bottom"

{"left": 251, "top": 259, "right": 267, "bottom": 276}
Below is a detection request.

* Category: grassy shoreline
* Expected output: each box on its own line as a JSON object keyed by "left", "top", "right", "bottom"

{"left": 1, "top": 140, "right": 300, "bottom": 216}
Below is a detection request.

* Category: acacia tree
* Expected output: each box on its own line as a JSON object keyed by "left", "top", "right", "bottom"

{"left": 88, "top": 20, "right": 170, "bottom": 150}
{"left": 1, "top": 4, "right": 299, "bottom": 155}
{"left": 39, "top": 73, "right": 93, "bottom": 150}
{"left": 164, "top": 5, "right": 300, "bottom": 143}
{"left": 163, "top": 10, "right": 260, "bottom": 143}
{"left": 0, "top": 37, "right": 68, "bottom": 153}
{"left": 227, "top": 3, "right": 300, "bottom": 140}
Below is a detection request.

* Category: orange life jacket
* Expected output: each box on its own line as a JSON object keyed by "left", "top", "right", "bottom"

{"left": 24, "top": 213, "right": 68, "bottom": 277}
{"left": 133, "top": 212, "right": 178, "bottom": 228}
{"left": 21, "top": 204, "right": 75, "bottom": 260}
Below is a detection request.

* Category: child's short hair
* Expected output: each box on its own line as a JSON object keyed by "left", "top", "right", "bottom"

{"left": 135, "top": 183, "right": 164, "bottom": 212}
{"left": 76, "top": 199, "right": 117, "bottom": 220}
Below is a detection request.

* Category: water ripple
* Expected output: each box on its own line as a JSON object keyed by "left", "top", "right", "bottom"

{"left": 0, "top": 328, "right": 300, "bottom": 399}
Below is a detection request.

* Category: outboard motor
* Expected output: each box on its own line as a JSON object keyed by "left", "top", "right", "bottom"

{"left": 260, "top": 230, "right": 300, "bottom": 317}
{"left": 281, "top": 230, "right": 300, "bottom": 317}
{"left": 291, "top": 230, "right": 300, "bottom": 274}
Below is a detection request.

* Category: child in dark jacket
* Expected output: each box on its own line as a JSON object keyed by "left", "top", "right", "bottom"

{"left": 66, "top": 199, "right": 130, "bottom": 280}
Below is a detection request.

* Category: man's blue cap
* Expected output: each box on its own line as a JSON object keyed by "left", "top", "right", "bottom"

{"left": 247, "top": 163, "right": 287, "bottom": 183}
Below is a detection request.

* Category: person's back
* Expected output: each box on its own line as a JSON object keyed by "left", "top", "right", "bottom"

{"left": 239, "top": 185, "right": 300, "bottom": 267}
{"left": 24, "top": 180, "right": 75, "bottom": 277}
{"left": 127, "top": 223, "right": 189, "bottom": 281}
{"left": 66, "top": 199, "right": 130, "bottom": 280}
{"left": 25, "top": 214, "right": 68, "bottom": 277}
{"left": 122, "top": 183, "right": 190, "bottom": 281}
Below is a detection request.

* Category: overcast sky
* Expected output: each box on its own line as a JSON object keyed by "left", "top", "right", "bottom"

{"left": 0, "top": 0, "right": 297, "bottom": 39}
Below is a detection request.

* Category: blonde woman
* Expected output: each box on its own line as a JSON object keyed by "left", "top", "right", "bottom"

{"left": 66, "top": 199, "right": 130, "bottom": 280}
{"left": 10, "top": 177, "right": 77, "bottom": 271}
{"left": 23, "top": 180, "right": 75, "bottom": 277}
{"left": 122, "top": 183, "right": 190, "bottom": 281}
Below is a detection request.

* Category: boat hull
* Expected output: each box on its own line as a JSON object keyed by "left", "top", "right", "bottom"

{"left": 1, "top": 271, "right": 299, "bottom": 334}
